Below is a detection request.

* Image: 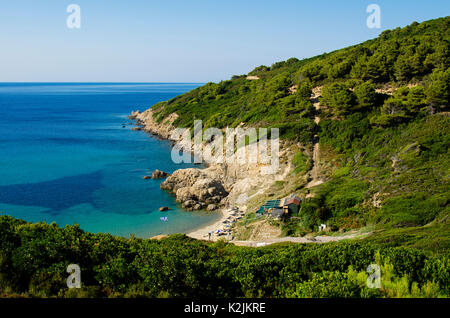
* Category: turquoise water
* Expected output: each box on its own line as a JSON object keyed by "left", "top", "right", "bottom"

{"left": 0, "top": 83, "right": 220, "bottom": 238}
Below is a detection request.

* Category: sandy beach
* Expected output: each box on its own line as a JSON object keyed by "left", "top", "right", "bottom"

{"left": 187, "top": 207, "right": 243, "bottom": 241}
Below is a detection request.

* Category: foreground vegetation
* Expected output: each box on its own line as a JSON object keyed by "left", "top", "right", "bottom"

{"left": 0, "top": 216, "right": 448, "bottom": 298}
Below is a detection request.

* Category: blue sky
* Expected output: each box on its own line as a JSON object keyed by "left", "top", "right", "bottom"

{"left": 0, "top": 0, "right": 448, "bottom": 82}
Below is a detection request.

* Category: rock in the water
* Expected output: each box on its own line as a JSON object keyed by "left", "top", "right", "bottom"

{"left": 131, "top": 127, "right": 142, "bottom": 131}
{"left": 161, "top": 167, "right": 228, "bottom": 211}
{"left": 152, "top": 169, "right": 169, "bottom": 179}
{"left": 143, "top": 175, "right": 151, "bottom": 180}
{"left": 128, "top": 111, "right": 141, "bottom": 119}
{"left": 159, "top": 206, "right": 170, "bottom": 211}
{"left": 207, "top": 204, "right": 217, "bottom": 211}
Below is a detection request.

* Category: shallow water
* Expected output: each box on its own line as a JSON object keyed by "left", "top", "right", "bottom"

{"left": 0, "top": 83, "right": 220, "bottom": 238}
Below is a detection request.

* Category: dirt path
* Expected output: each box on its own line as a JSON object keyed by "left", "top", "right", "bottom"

{"left": 306, "top": 88, "right": 323, "bottom": 190}
{"left": 231, "top": 232, "right": 365, "bottom": 247}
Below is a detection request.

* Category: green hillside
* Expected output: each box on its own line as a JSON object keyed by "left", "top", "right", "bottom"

{"left": 152, "top": 17, "right": 449, "bottom": 135}
{"left": 152, "top": 17, "right": 450, "bottom": 244}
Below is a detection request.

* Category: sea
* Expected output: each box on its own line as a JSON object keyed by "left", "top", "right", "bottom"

{"left": 0, "top": 83, "right": 220, "bottom": 238}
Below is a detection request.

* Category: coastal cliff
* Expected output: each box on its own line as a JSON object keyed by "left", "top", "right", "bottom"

{"left": 130, "top": 109, "right": 178, "bottom": 140}
{"left": 130, "top": 17, "right": 449, "bottom": 243}
{"left": 130, "top": 109, "right": 295, "bottom": 214}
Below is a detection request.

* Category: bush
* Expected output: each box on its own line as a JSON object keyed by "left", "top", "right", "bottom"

{"left": 321, "top": 83, "right": 357, "bottom": 115}
{"left": 426, "top": 68, "right": 450, "bottom": 112}
{"left": 296, "top": 81, "right": 313, "bottom": 98}
{"left": 0, "top": 216, "right": 448, "bottom": 298}
{"left": 354, "top": 82, "right": 377, "bottom": 110}
{"left": 292, "top": 151, "right": 312, "bottom": 174}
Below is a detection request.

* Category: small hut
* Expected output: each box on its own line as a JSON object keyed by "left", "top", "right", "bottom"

{"left": 283, "top": 196, "right": 302, "bottom": 215}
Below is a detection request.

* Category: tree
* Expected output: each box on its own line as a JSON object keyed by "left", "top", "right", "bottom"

{"left": 328, "top": 60, "right": 353, "bottom": 79}
{"left": 321, "top": 83, "right": 357, "bottom": 115}
{"left": 394, "top": 54, "right": 415, "bottom": 82}
{"left": 406, "top": 86, "right": 427, "bottom": 112}
{"left": 354, "top": 82, "right": 377, "bottom": 110}
{"left": 267, "top": 73, "right": 292, "bottom": 99}
{"left": 296, "top": 81, "right": 313, "bottom": 98}
{"left": 426, "top": 68, "right": 450, "bottom": 112}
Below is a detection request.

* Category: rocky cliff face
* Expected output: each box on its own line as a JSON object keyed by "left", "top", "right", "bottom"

{"left": 131, "top": 109, "right": 294, "bottom": 212}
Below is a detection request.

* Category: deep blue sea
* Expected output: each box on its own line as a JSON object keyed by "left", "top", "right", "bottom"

{"left": 0, "top": 83, "right": 220, "bottom": 238}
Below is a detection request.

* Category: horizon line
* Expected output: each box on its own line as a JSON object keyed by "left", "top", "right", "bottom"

{"left": 0, "top": 81, "right": 207, "bottom": 84}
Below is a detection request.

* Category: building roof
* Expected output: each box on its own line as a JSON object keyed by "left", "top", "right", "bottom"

{"left": 284, "top": 196, "right": 301, "bottom": 206}
{"left": 257, "top": 199, "right": 282, "bottom": 214}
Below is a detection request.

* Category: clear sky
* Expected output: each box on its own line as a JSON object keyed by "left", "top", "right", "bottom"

{"left": 0, "top": 0, "right": 449, "bottom": 82}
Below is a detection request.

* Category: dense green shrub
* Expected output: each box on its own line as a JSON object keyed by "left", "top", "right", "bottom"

{"left": 296, "top": 81, "right": 313, "bottom": 98}
{"left": 354, "top": 82, "right": 377, "bottom": 110}
{"left": 321, "top": 83, "right": 357, "bottom": 115}
{"left": 426, "top": 68, "right": 450, "bottom": 112}
{"left": 1, "top": 216, "right": 448, "bottom": 298}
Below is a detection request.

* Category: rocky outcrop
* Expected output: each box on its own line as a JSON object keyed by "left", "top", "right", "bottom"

{"left": 160, "top": 168, "right": 205, "bottom": 191}
{"left": 130, "top": 109, "right": 179, "bottom": 140}
{"left": 131, "top": 109, "right": 294, "bottom": 213}
{"left": 152, "top": 169, "right": 169, "bottom": 179}
{"left": 161, "top": 168, "right": 228, "bottom": 211}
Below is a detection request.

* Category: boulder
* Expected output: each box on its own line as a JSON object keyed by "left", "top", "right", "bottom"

{"left": 161, "top": 168, "right": 228, "bottom": 211}
{"left": 161, "top": 168, "right": 204, "bottom": 191}
{"left": 159, "top": 206, "right": 170, "bottom": 212}
{"left": 205, "top": 196, "right": 222, "bottom": 204}
{"left": 143, "top": 175, "right": 151, "bottom": 180}
{"left": 176, "top": 187, "right": 195, "bottom": 203}
{"left": 207, "top": 204, "right": 217, "bottom": 211}
{"left": 152, "top": 169, "right": 169, "bottom": 179}
{"left": 174, "top": 178, "right": 227, "bottom": 204}
{"left": 182, "top": 200, "right": 197, "bottom": 209}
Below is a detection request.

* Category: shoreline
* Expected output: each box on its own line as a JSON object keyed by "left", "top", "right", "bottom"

{"left": 130, "top": 110, "right": 233, "bottom": 240}
{"left": 186, "top": 208, "right": 226, "bottom": 240}
{"left": 186, "top": 206, "right": 244, "bottom": 241}
{"left": 131, "top": 110, "right": 365, "bottom": 246}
